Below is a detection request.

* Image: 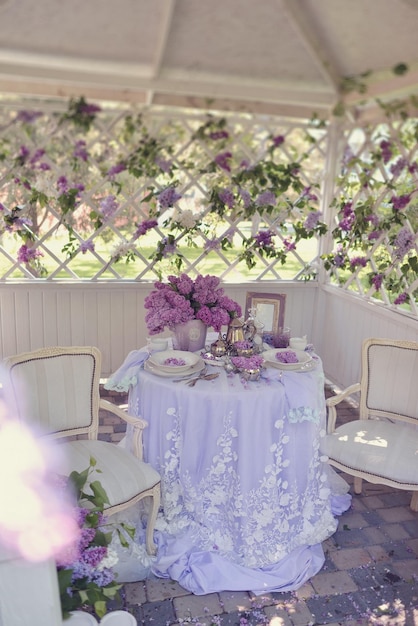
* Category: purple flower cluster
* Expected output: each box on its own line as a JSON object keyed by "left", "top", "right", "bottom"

{"left": 79, "top": 240, "right": 95, "bottom": 254}
{"left": 73, "top": 140, "right": 89, "bottom": 162}
{"left": 392, "top": 226, "right": 415, "bottom": 260}
{"left": 231, "top": 355, "right": 264, "bottom": 370}
{"left": 107, "top": 162, "right": 127, "bottom": 179}
{"left": 272, "top": 135, "right": 285, "bottom": 147}
{"left": 254, "top": 230, "right": 273, "bottom": 247}
{"left": 17, "top": 245, "right": 43, "bottom": 263}
{"left": 349, "top": 256, "right": 368, "bottom": 269}
{"left": 380, "top": 140, "right": 392, "bottom": 164}
{"left": 100, "top": 195, "right": 119, "bottom": 220}
{"left": 239, "top": 188, "right": 251, "bottom": 208}
{"left": 390, "top": 158, "right": 407, "bottom": 177}
{"left": 391, "top": 194, "right": 411, "bottom": 211}
{"left": 371, "top": 273, "right": 384, "bottom": 290}
{"left": 134, "top": 219, "right": 158, "bottom": 238}
{"left": 255, "top": 191, "right": 276, "bottom": 207}
{"left": 338, "top": 202, "right": 355, "bottom": 231}
{"left": 209, "top": 130, "right": 229, "bottom": 140}
{"left": 214, "top": 151, "right": 232, "bottom": 171}
{"left": 275, "top": 350, "right": 298, "bottom": 364}
{"left": 145, "top": 273, "right": 241, "bottom": 334}
{"left": 304, "top": 211, "right": 322, "bottom": 231}
{"left": 394, "top": 292, "right": 409, "bottom": 305}
{"left": 158, "top": 186, "right": 182, "bottom": 208}
{"left": 218, "top": 188, "right": 235, "bottom": 208}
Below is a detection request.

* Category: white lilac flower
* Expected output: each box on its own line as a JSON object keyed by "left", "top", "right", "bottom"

{"left": 97, "top": 547, "right": 119, "bottom": 571}
{"left": 173, "top": 209, "right": 198, "bottom": 229}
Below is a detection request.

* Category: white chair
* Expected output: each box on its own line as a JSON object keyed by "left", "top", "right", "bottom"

{"left": 3, "top": 346, "right": 161, "bottom": 554}
{"left": 320, "top": 337, "right": 418, "bottom": 511}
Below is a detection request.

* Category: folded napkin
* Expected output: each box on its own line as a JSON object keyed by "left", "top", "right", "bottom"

{"left": 104, "top": 349, "right": 149, "bottom": 392}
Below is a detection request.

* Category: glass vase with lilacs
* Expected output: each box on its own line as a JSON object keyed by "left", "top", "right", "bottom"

{"left": 144, "top": 273, "right": 242, "bottom": 335}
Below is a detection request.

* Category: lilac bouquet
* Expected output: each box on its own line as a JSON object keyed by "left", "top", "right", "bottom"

{"left": 145, "top": 273, "right": 242, "bottom": 334}
{"left": 56, "top": 460, "right": 124, "bottom": 619}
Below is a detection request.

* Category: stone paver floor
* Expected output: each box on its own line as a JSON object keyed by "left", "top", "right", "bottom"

{"left": 98, "top": 385, "right": 418, "bottom": 626}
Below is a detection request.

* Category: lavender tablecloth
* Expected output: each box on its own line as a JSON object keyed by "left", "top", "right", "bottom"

{"left": 106, "top": 351, "right": 351, "bottom": 594}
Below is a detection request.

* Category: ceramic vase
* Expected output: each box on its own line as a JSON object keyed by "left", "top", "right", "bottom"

{"left": 172, "top": 319, "right": 207, "bottom": 352}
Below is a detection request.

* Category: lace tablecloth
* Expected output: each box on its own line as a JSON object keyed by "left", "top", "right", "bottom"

{"left": 106, "top": 351, "right": 351, "bottom": 594}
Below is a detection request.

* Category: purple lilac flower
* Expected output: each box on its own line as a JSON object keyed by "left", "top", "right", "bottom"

{"left": 204, "top": 239, "right": 221, "bottom": 251}
{"left": 380, "top": 140, "right": 392, "bottom": 164}
{"left": 272, "top": 135, "right": 285, "bottom": 147}
{"left": 100, "top": 195, "right": 119, "bottom": 220}
{"left": 254, "top": 230, "right": 273, "bottom": 247}
{"left": 408, "top": 163, "right": 418, "bottom": 174}
{"left": 15, "top": 110, "right": 42, "bottom": 124}
{"left": 304, "top": 211, "right": 322, "bottom": 231}
{"left": 73, "top": 140, "right": 89, "bottom": 161}
{"left": 0, "top": 203, "right": 6, "bottom": 211}
{"left": 255, "top": 190, "right": 276, "bottom": 207}
{"left": 79, "top": 240, "right": 95, "bottom": 254}
{"left": 283, "top": 238, "right": 296, "bottom": 251}
{"left": 81, "top": 546, "right": 107, "bottom": 568}
{"left": 333, "top": 251, "right": 346, "bottom": 268}
{"left": 392, "top": 226, "right": 415, "bottom": 260}
{"left": 240, "top": 159, "right": 250, "bottom": 169}
{"left": 79, "top": 102, "right": 101, "bottom": 115}
{"left": 17, "top": 245, "right": 43, "bottom": 263}
{"left": 92, "top": 568, "right": 114, "bottom": 587}
{"left": 39, "top": 162, "right": 51, "bottom": 171}
{"left": 302, "top": 186, "right": 318, "bottom": 202}
{"left": 214, "top": 151, "right": 232, "bottom": 171}
{"left": 390, "top": 158, "right": 407, "bottom": 177}
{"left": 29, "top": 149, "right": 45, "bottom": 166}
{"left": 107, "top": 162, "right": 127, "bottom": 179}
{"left": 349, "top": 256, "right": 368, "bottom": 269}
{"left": 338, "top": 202, "right": 355, "bottom": 231}
{"left": 391, "top": 194, "right": 411, "bottom": 211}
{"left": 209, "top": 130, "right": 229, "bottom": 140}
{"left": 57, "top": 176, "right": 69, "bottom": 195}
{"left": 155, "top": 157, "right": 172, "bottom": 173}
{"left": 368, "top": 230, "right": 381, "bottom": 241}
{"left": 18, "top": 145, "right": 30, "bottom": 162}
{"left": 394, "top": 292, "right": 409, "bottom": 305}
{"left": 10, "top": 216, "right": 32, "bottom": 231}
{"left": 366, "top": 214, "right": 380, "bottom": 227}
{"left": 134, "top": 219, "right": 158, "bottom": 238}
{"left": 218, "top": 188, "right": 235, "bottom": 208}
{"left": 371, "top": 273, "right": 384, "bottom": 290}
{"left": 158, "top": 186, "right": 182, "bottom": 208}
{"left": 239, "top": 188, "right": 251, "bottom": 208}
{"left": 161, "top": 237, "right": 177, "bottom": 257}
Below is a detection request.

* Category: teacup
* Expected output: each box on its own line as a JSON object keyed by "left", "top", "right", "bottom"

{"left": 147, "top": 337, "right": 168, "bottom": 352}
{"left": 289, "top": 336, "right": 307, "bottom": 351}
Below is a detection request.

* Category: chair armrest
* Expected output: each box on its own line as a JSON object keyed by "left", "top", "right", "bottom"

{"left": 99, "top": 398, "right": 148, "bottom": 460}
{"left": 325, "top": 382, "right": 361, "bottom": 433}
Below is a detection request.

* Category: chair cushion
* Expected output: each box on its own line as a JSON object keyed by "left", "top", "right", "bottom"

{"left": 320, "top": 420, "right": 418, "bottom": 487}
{"left": 58, "top": 440, "right": 160, "bottom": 509}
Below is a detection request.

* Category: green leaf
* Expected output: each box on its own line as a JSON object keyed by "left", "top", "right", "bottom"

{"left": 393, "top": 63, "right": 408, "bottom": 76}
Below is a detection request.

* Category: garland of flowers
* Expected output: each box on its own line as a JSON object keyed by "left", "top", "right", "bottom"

{"left": 0, "top": 99, "right": 326, "bottom": 280}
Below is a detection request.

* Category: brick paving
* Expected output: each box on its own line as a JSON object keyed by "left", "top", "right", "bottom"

{"left": 99, "top": 385, "right": 418, "bottom": 626}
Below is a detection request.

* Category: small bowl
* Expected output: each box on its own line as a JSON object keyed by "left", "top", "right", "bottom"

{"left": 241, "top": 367, "right": 261, "bottom": 381}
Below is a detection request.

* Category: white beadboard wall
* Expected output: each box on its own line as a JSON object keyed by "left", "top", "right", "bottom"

{"left": 314, "top": 286, "right": 418, "bottom": 389}
{"left": 0, "top": 281, "right": 416, "bottom": 387}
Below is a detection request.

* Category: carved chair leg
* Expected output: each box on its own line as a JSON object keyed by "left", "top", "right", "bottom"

{"left": 410, "top": 491, "right": 418, "bottom": 512}
{"left": 353, "top": 476, "right": 363, "bottom": 494}
{"left": 145, "top": 483, "right": 161, "bottom": 556}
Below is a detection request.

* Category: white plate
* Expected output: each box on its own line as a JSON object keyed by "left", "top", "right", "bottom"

{"left": 263, "top": 348, "right": 312, "bottom": 371}
{"left": 144, "top": 357, "right": 205, "bottom": 378}
{"left": 149, "top": 349, "right": 200, "bottom": 373}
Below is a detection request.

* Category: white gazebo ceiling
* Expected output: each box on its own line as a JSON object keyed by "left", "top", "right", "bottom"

{"left": 0, "top": 0, "right": 418, "bottom": 117}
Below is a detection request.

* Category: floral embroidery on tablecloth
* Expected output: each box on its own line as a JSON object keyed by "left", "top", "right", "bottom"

{"left": 153, "top": 405, "right": 337, "bottom": 568}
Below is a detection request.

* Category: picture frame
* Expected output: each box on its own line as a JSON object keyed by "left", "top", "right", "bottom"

{"left": 245, "top": 292, "right": 286, "bottom": 335}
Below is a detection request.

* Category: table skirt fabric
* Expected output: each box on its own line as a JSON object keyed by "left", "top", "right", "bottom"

{"left": 107, "top": 352, "right": 351, "bottom": 594}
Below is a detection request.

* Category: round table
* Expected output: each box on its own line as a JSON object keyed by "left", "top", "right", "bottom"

{"left": 107, "top": 350, "right": 351, "bottom": 594}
